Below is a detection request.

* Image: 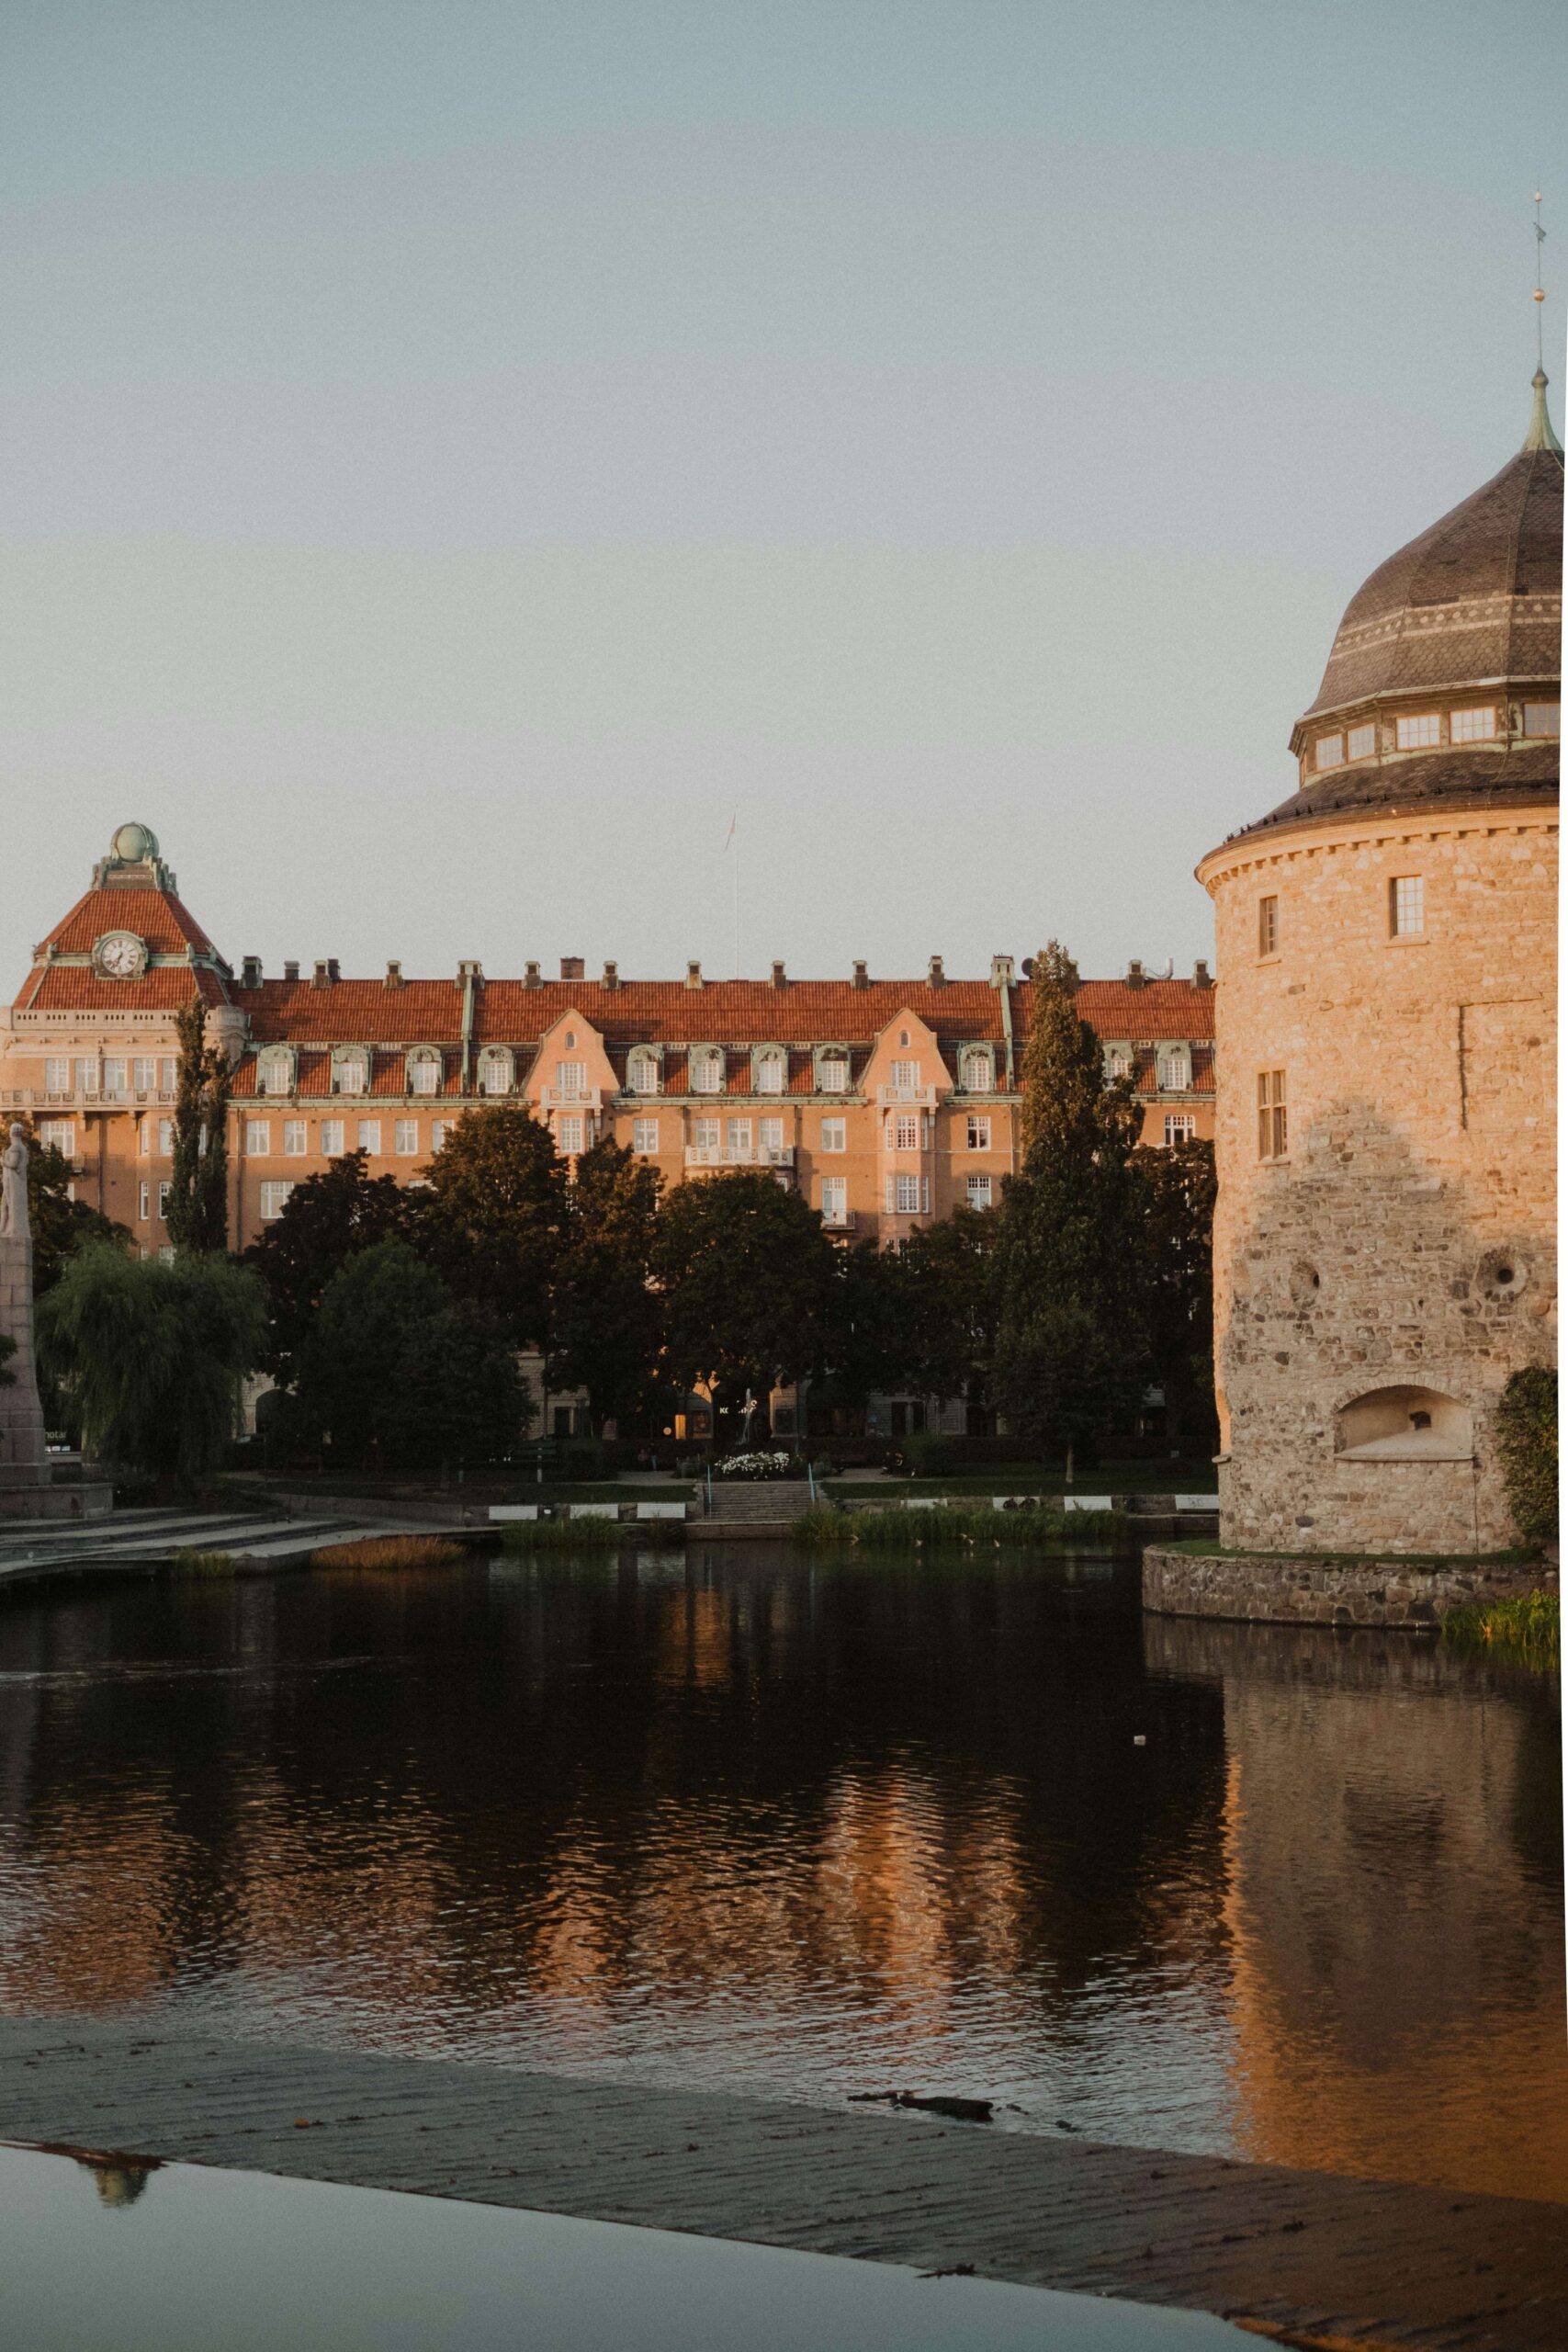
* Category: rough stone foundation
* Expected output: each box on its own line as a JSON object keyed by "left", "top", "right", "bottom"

{"left": 1142, "top": 1544, "right": 1555, "bottom": 1628}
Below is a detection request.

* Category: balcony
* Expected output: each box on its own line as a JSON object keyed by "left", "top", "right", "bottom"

{"left": 539, "top": 1084, "right": 605, "bottom": 1113}
{"left": 877, "top": 1083, "right": 938, "bottom": 1106}
{"left": 684, "top": 1145, "right": 795, "bottom": 1170}
{"left": 821, "top": 1209, "right": 856, "bottom": 1234}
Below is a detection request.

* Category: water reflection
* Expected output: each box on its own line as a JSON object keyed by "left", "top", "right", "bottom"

{"left": 0, "top": 1547, "right": 1561, "bottom": 2200}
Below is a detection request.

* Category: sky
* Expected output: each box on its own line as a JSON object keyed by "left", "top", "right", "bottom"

{"left": 2, "top": 3, "right": 1562, "bottom": 989}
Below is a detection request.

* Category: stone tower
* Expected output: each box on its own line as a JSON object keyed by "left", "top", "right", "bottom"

{"left": 1197, "top": 375, "right": 1561, "bottom": 1554}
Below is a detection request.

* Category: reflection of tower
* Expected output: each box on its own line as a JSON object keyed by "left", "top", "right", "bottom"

{"left": 1197, "top": 372, "right": 1561, "bottom": 1553}
{"left": 84, "top": 2158, "right": 158, "bottom": 2208}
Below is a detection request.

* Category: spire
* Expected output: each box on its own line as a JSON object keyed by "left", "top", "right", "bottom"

{"left": 1524, "top": 368, "right": 1564, "bottom": 456}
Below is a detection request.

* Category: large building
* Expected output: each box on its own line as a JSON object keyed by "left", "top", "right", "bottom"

{"left": 4, "top": 823, "right": 1214, "bottom": 1259}
{"left": 1198, "top": 372, "right": 1561, "bottom": 1552}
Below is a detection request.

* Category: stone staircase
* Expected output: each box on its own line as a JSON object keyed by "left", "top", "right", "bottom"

{"left": 0, "top": 1504, "right": 468, "bottom": 1589}
{"left": 705, "top": 1479, "right": 815, "bottom": 1523}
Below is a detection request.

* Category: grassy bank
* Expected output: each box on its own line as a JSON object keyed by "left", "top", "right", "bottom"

{"left": 827, "top": 1463, "right": 1215, "bottom": 1501}
{"left": 310, "top": 1536, "right": 468, "bottom": 1571}
{"left": 794, "top": 1503, "right": 1125, "bottom": 1549}
{"left": 1441, "top": 1590, "right": 1560, "bottom": 1669}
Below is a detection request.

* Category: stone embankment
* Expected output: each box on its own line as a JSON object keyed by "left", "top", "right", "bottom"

{"left": 1143, "top": 1545, "right": 1555, "bottom": 1628}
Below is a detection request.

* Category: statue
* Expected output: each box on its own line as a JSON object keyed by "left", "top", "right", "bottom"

{"left": 738, "top": 1389, "right": 760, "bottom": 1448}
{"left": 0, "top": 1123, "right": 28, "bottom": 1242}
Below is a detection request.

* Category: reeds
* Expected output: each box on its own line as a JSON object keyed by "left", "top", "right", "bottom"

{"left": 793, "top": 1502, "right": 1124, "bottom": 1549}
{"left": 310, "top": 1535, "right": 468, "bottom": 1570}
{"left": 168, "top": 1547, "right": 234, "bottom": 1576}
{"left": 499, "top": 1516, "right": 633, "bottom": 1552}
{"left": 1441, "top": 1589, "right": 1560, "bottom": 1670}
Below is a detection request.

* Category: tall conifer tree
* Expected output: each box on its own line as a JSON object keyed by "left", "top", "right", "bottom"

{"left": 166, "top": 995, "right": 232, "bottom": 1254}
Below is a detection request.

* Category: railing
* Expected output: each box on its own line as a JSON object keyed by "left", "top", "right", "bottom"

{"left": 684, "top": 1144, "right": 795, "bottom": 1168}
{"left": 821, "top": 1209, "right": 855, "bottom": 1233}
{"left": 0, "top": 1087, "right": 177, "bottom": 1109}
{"left": 539, "top": 1085, "right": 605, "bottom": 1111}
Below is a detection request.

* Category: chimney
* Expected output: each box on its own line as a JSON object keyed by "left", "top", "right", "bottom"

{"left": 283, "top": 960, "right": 299, "bottom": 984}
{"left": 602, "top": 959, "right": 619, "bottom": 990}
{"left": 240, "top": 955, "right": 262, "bottom": 989}
{"left": 384, "top": 959, "right": 403, "bottom": 989}
{"left": 927, "top": 955, "right": 945, "bottom": 988}
{"left": 559, "top": 956, "right": 584, "bottom": 982}
{"left": 328, "top": 957, "right": 340, "bottom": 982}
{"left": 989, "top": 955, "right": 1015, "bottom": 989}
{"left": 852, "top": 959, "right": 868, "bottom": 989}
{"left": 1193, "top": 958, "right": 1212, "bottom": 989}
{"left": 523, "top": 959, "right": 541, "bottom": 989}
{"left": 1126, "top": 958, "right": 1146, "bottom": 989}
{"left": 770, "top": 959, "right": 786, "bottom": 989}
{"left": 685, "top": 960, "right": 704, "bottom": 990}
{"left": 311, "top": 958, "right": 333, "bottom": 989}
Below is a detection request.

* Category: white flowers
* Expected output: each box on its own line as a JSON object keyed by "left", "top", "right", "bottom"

{"left": 716, "top": 1450, "right": 795, "bottom": 1481}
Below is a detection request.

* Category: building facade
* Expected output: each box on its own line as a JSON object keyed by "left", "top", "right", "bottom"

{"left": 1197, "top": 374, "right": 1561, "bottom": 1553}
{"left": 4, "top": 824, "right": 1215, "bottom": 1274}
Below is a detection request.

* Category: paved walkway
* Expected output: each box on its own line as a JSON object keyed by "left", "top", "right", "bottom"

{"left": 0, "top": 2018, "right": 1561, "bottom": 2350}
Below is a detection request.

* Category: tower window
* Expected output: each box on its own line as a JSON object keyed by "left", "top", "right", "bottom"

{"left": 1389, "top": 876, "right": 1425, "bottom": 937}
{"left": 1395, "top": 712, "right": 1441, "bottom": 751}
{"left": 1522, "top": 701, "right": 1560, "bottom": 737}
{"left": 1257, "top": 1070, "right": 1287, "bottom": 1161}
{"left": 1450, "top": 704, "right": 1495, "bottom": 743}
{"left": 1314, "top": 732, "right": 1344, "bottom": 769}
{"left": 1347, "top": 723, "right": 1376, "bottom": 761}
{"left": 1258, "top": 894, "right": 1279, "bottom": 957}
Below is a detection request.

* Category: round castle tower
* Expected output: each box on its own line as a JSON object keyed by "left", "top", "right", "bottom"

{"left": 1197, "top": 374, "right": 1561, "bottom": 1554}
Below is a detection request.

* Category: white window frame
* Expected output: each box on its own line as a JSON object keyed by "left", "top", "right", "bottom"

{"left": 1258, "top": 895, "right": 1279, "bottom": 957}
{"left": 431, "top": 1119, "right": 450, "bottom": 1150}
{"left": 820, "top": 1176, "right": 848, "bottom": 1227}
{"left": 691, "top": 1049, "right": 724, "bottom": 1096}
{"left": 245, "top": 1119, "right": 271, "bottom": 1158}
{"left": 409, "top": 1051, "right": 441, "bottom": 1097}
{"left": 894, "top": 1114, "right": 919, "bottom": 1152}
{"left": 759, "top": 1115, "right": 784, "bottom": 1152}
{"left": 1257, "top": 1071, "right": 1287, "bottom": 1161}
{"left": 39, "top": 1119, "right": 75, "bottom": 1157}
{"left": 283, "top": 1120, "right": 307, "bottom": 1158}
{"left": 1450, "top": 704, "right": 1495, "bottom": 744}
{"left": 259, "top": 1181, "right": 295, "bottom": 1223}
{"left": 1314, "top": 731, "right": 1344, "bottom": 769}
{"left": 557, "top": 1115, "right": 584, "bottom": 1154}
{"left": 139, "top": 1181, "right": 151, "bottom": 1221}
{"left": 1347, "top": 723, "right": 1376, "bottom": 761}
{"left": 1164, "top": 1114, "right": 1198, "bottom": 1147}
{"left": 103, "top": 1057, "right": 128, "bottom": 1097}
{"left": 1390, "top": 875, "right": 1425, "bottom": 937}
{"left": 158, "top": 1118, "right": 173, "bottom": 1156}
{"left": 1395, "top": 712, "right": 1441, "bottom": 751}
{"left": 965, "top": 1114, "right": 990, "bottom": 1150}
{"left": 633, "top": 1117, "right": 660, "bottom": 1154}
{"left": 320, "top": 1120, "right": 345, "bottom": 1158}
{"left": 554, "top": 1060, "right": 587, "bottom": 1098}
{"left": 260, "top": 1051, "right": 292, "bottom": 1098}
{"left": 628, "top": 1052, "right": 661, "bottom": 1097}
{"left": 1522, "top": 701, "right": 1560, "bottom": 738}
{"left": 965, "top": 1173, "right": 993, "bottom": 1209}
{"left": 333, "top": 1050, "right": 367, "bottom": 1096}
{"left": 819, "top": 1117, "right": 846, "bottom": 1153}
{"left": 818, "top": 1054, "right": 849, "bottom": 1093}
{"left": 726, "top": 1117, "right": 752, "bottom": 1154}
{"left": 157, "top": 1181, "right": 171, "bottom": 1221}
{"left": 132, "top": 1056, "right": 157, "bottom": 1092}
{"left": 694, "top": 1118, "right": 720, "bottom": 1150}
{"left": 755, "top": 1054, "right": 785, "bottom": 1095}
{"left": 890, "top": 1058, "right": 918, "bottom": 1090}
{"left": 1158, "top": 1050, "right": 1191, "bottom": 1093}
{"left": 356, "top": 1119, "right": 381, "bottom": 1155}
{"left": 44, "top": 1057, "right": 70, "bottom": 1093}
{"left": 394, "top": 1119, "right": 419, "bottom": 1157}
{"left": 73, "top": 1057, "right": 98, "bottom": 1098}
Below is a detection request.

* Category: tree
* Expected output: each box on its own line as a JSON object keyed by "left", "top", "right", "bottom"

{"left": 1134, "top": 1136, "right": 1217, "bottom": 1448}
{"left": 36, "top": 1243, "right": 266, "bottom": 1484}
{"left": 548, "top": 1136, "right": 664, "bottom": 1434}
{"left": 420, "top": 1107, "right": 568, "bottom": 1350}
{"left": 895, "top": 1205, "right": 999, "bottom": 1407}
{"left": 165, "top": 995, "right": 231, "bottom": 1253}
{"left": 243, "top": 1149, "right": 420, "bottom": 1381}
{"left": 293, "top": 1239, "right": 528, "bottom": 1472}
{"left": 822, "top": 1238, "right": 908, "bottom": 1411}
{"left": 654, "top": 1170, "right": 836, "bottom": 1415}
{"left": 22, "top": 1130, "right": 127, "bottom": 1295}
{"left": 990, "top": 943, "right": 1150, "bottom": 1461}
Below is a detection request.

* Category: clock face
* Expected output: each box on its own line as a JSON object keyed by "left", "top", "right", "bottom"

{"left": 95, "top": 932, "right": 148, "bottom": 979}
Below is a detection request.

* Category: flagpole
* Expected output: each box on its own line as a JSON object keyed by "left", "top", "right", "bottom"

{"left": 734, "top": 830, "right": 741, "bottom": 978}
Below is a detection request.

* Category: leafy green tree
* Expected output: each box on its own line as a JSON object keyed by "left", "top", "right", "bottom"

{"left": 991, "top": 942, "right": 1149, "bottom": 1462}
{"left": 21, "top": 1130, "right": 127, "bottom": 1295}
{"left": 895, "top": 1205, "right": 998, "bottom": 1406}
{"left": 1494, "top": 1366, "right": 1557, "bottom": 1547}
{"left": 294, "top": 1239, "right": 527, "bottom": 1471}
{"left": 243, "top": 1149, "right": 420, "bottom": 1380}
{"left": 36, "top": 1243, "right": 266, "bottom": 1484}
{"left": 654, "top": 1170, "right": 836, "bottom": 1413}
{"left": 822, "top": 1238, "right": 908, "bottom": 1411}
{"left": 1133, "top": 1136, "right": 1218, "bottom": 1447}
{"left": 165, "top": 995, "right": 232, "bottom": 1253}
{"left": 548, "top": 1136, "right": 664, "bottom": 1434}
{"left": 421, "top": 1106, "right": 568, "bottom": 1350}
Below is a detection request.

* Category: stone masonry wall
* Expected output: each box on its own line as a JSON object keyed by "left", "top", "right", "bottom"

{"left": 1142, "top": 1544, "right": 1555, "bottom": 1629}
{"left": 1199, "top": 807, "right": 1556, "bottom": 1554}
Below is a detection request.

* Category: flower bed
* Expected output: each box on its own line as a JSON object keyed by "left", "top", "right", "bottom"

{"left": 715, "top": 1451, "right": 799, "bottom": 1482}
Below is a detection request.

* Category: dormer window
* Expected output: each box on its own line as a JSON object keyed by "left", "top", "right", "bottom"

{"left": 478, "top": 1046, "right": 513, "bottom": 1096}
{"left": 1347, "top": 723, "right": 1376, "bottom": 761}
{"left": 554, "top": 1060, "right": 586, "bottom": 1097}
{"left": 628, "top": 1050, "right": 661, "bottom": 1096}
{"left": 818, "top": 1053, "right": 849, "bottom": 1093}
{"left": 755, "top": 1051, "right": 785, "bottom": 1095}
{"left": 1395, "top": 712, "right": 1440, "bottom": 751}
{"left": 1158, "top": 1048, "right": 1191, "bottom": 1093}
{"left": 332, "top": 1047, "right": 368, "bottom": 1096}
{"left": 258, "top": 1047, "right": 293, "bottom": 1098}
{"left": 408, "top": 1048, "right": 442, "bottom": 1097}
{"left": 1523, "top": 701, "right": 1560, "bottom": 737}
{"left": 1314, "top": 731, "right": 1344, "bottom": 770}
{"left": 691, "top": 1048, "right": 724, "bottom": 1096}
{"left": 1450, "top": 704, "right": 1495, "bottom": 743}
{"left": 1108, "top": 1047, "right": 1132, "bottom": 1080}
{"left": 961, "top": 1048, "right": 992, "bottom": 1093}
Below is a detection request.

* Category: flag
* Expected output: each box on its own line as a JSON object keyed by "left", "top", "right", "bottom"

{"left": 724, "top": 813, "right": 737, "bottom": 850}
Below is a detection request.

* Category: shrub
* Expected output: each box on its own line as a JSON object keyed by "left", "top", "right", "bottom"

{"left": 1442, "top": 1590, "right": 1559, "bottom": 1670}
{"left": 1494, "top": 1367, "right": 1557, "bottom": 1547}
{"left": 310, "top": 1536, "right": 467, "bottom": 1571}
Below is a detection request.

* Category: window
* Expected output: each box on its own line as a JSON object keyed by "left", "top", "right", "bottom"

{"left": 1450, "top": 704, "right": 1495, "bottom": 744}
{"left": 1258, "top": 894, "right": 1279, "bottom": 956}
{"left": 557, "top": 1115, "right": 584, "bottom": 1154}
{"left": 1109, "top": 1050, "right": 1131, "bottom": 1079}
{"left": 628, "top": 1053, "right": 660, "bottom": 1095}
{"left": 1165, "top": 1114, "right": 1197, "bottom": 1146}
{"left": 1257, "top": 1070, "right": 1287, "bottom": 1160}
{"left": 1523, "top": 701, "right": 1560, "bottom": 737}
{"left": 158, "top": 1118, "right": 174, "bottom": 1155}
{"left": 44, "top": 1057, "right": 69, "bottom": 1092}
{"left": 1158, "top": 1050, "right": 1191, "bottom": 1092}
{"left": 334, "top": 1053, "right": 367, "bottom": 1095}
{"left": 965, "top": 1114, "right": 990, "bottom": 1150}
{"left": 633, "top": 1118, "right": 660, "bottom": 1154}
{"left": 760, "top": 1116, "right": 784, "bottom": 1153}
{"left": 431, "top": 1119, "right": 450, "bottom": 1150}
{"left": 894, "top": 1114, "right": 919, "bottom": 1151}
{"left": 1314, "top": 731, "right": 1344, "bottom": 769}
{"left": 409, "top": 1052, "right": 440, "bottom": 1096}
{"left": 818, "top": 1054, "right": 849, "bottom": 1092}
{"left": 1395, "top": 712, "right": 1440, "bottom": 751}
{"left": 962, "top": 1049, "right": 991, "bottom": 1092}
{"left": 756, "top": 1056, "right": 784, "bottom": 1094}
{"left": 1390, "top": 876, "right": 1425, "bottom": 937}
{"left": 245, "top": 1120, "right": 271, "bottom": 1157}
{"left": 132, "top": 1057, "right": 157, "bottom": 1091}
{"left": 819, "top": 1117, "right": 846, "bottom": 1152}
{"left": 39, "top": 1120, "right": 74, "bottom": 1156}
{"left": 478, "top": 1050, "right": 512, "bottom": 1097}
{"left": 161, "top": 1058, "right": 176, "bottom": 1091}
{"left": 157, "top": 1181, "right": 171, "bottom": 1221}
{"left": 726, "top": 1117, "right": 751, "bottom": 1154}
{"left": 394, "top": 1119, "right": 418, "bottom": 1156}
{"left": 898, "top": 1029, "right": 910, "bottom": 1048}
{"left": 320, "top": 1120, "right": 344, "bottom": 1157}
{"left": 890, "top": 1173, "right": 928, "bottom": 1215}
{"left": 1347, "top": 723, "right": 1376, "bottom": 761}
{"left": 966, "top": 1174, "right": 993, "bottom": 1209}
{"left": 140, "top": 1123, "right": 152, "bottom": 1157}
{"left": 259, "top": 1181, "right": 294, "bottom": 1222}
{"left": 554, "top": 1060, "right": 586, "bottom": 1096}
{"left": 138, "top": 1182, "right": 150, "bottom": 1220}
{"left": 694, "top": 1118, "right": 720, "bottom": 1150}
{"left": 821, "top": 1177, "right": 848, "bottom": 1227}
{"left": 260, "top": 1052, "right": 291, "bottom": 1097}
{"left": 73, "top": 1057, "right": 98, "bottom": 1097}
{"left": 691, "top": 1050, "right": 723, "bottom": 1095}
{"left": 356, "top": 1119, "right": 381, "bottom": 1155}
{"left": 283, "top": 1120, "right": 307, "bottom": 1157}
{"left": 889, "top": 1058, "right": 918, "bottom": 1091}
{"left": 103, "top": 1057, "right": 128, "bottom": 1096}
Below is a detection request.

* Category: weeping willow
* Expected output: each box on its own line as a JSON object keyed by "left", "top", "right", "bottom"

{"left": 37, "top": 1242, "right": 265, "bottom": 1483}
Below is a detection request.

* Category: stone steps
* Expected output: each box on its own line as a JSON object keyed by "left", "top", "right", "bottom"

{"left": 706, "top": 1481, "right": 815, "bottom": 1522}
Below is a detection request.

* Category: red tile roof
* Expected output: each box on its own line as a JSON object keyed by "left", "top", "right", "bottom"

{"left": 15, "top": 966, "right": 227, "bottom": 1013}
{"left": 42, "top": 881, "right": 216, "bottom": 957}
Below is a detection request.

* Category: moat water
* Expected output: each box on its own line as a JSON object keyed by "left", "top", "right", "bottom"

{"left": 0, "top": 1544, "right": 1562, "bottom": 2202}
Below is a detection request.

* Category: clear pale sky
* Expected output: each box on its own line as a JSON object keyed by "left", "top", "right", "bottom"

{"left": 2, "top": 4, "right": 1562, "bottom": 989}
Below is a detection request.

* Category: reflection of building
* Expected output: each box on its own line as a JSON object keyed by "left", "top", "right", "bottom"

{"left": 3, "top": 826, "right": 1214, "bottom": 1271}
{"left": 1197, "top": 377, "right": 1561, "bottom": 1551}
